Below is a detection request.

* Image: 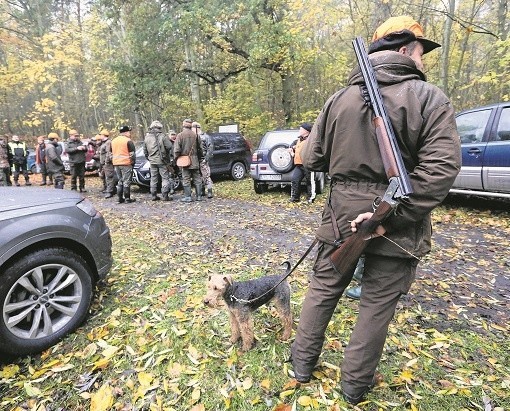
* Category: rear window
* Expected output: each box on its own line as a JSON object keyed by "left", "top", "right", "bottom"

{"left": 259, "top": 130, "right": 299, "bottom": 149}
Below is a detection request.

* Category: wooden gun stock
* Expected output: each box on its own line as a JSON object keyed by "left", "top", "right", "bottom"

{"left": 328, "top": 200, "right": 394, "bottom": 276}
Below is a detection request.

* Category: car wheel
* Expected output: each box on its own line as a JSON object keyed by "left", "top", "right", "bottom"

{"left": 254, "top": 180, "right": 267, "bottom": 194}
{"left": 315, "top": 173, "right": 325, "bottom": 194}
{"left": 268, "top": 143, "right": 294, "bottom": 174}
{"left": 231, "top": 162, "right": 246, "bottom": 180}
{"left": 0, "top": 247, "right": 93, "bottom": 356}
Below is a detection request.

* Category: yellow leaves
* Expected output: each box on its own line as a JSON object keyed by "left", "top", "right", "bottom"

{"left": 298, "top": 395, "right": 319, "bottom": 407}
{"left": 90, "top": 383, "right": 114, "bottom": 411}
{"left": 1, "top": 364, "right": 19, "bottom": 379}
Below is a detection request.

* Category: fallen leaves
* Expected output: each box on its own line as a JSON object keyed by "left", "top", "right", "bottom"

{"left": 1, "top": 179, "right": 509, "bottom": 410}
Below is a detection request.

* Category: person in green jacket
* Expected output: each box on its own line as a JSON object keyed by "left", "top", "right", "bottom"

{"left": 291, "top": 16, "right": 461, "bottom": 405}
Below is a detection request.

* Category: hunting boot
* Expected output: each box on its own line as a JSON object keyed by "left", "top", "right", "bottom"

{"left": 207, "top": 188, "right": 213, "bottom": 199}
{"left": 117, "top": 185, "right": 125, "bottom": 203}
{"left": 345, "top": 285, "right": 362, "bottom": 300}
{"left": 195, "top": 183, "right": 204, "bottom": 201}
{"left": 124, "top": 186, "right": 136, "bottom": 203}
{"left": 162, "top": 191, "right": 172, "bottom": 201}
{"left": 151, "top": 191, "right": 161, "bottom": 201}
{"left": 306, "top": 183, "right": 314, "bottom": 203}
{"left": 181, "top": 186, "right": 192, "bottom": 203}
{"left": 289, "top": 181, "right": 300, "bottom": 202}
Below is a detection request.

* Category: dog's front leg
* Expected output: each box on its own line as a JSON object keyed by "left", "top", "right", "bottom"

{"left": 228, "top": 309, "right": 241, "bottom": 344}
{"left": 238, "top": 313, "right": 255, "bottom": 352}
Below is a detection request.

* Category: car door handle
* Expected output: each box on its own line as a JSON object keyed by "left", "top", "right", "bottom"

{"left": 467, "top": 148, "right": 482, "bottom": 155}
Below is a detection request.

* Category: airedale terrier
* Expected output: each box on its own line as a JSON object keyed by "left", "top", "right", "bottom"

{"left": 203, "top": 267, "right": 293, "bottom": 352}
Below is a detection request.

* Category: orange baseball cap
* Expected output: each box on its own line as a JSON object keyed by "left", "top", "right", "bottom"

{"left": 369, "top": 16, "right": 441, "bottom": 54}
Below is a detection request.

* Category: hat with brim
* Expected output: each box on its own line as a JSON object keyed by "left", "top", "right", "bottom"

{"left": 369, "top": 16, "right": 441, "bottom": 55}
{"left": 119, "top": 125, "right": 132, "bottom": 133}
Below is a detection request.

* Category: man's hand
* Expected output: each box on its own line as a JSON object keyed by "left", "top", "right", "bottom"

{"left": 350, "top": 212, "right": 386, "bottom": 238}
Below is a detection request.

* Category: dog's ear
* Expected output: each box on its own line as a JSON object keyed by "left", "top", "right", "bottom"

{"left": 223, "top": 275, "right": 233, "bottom": 286}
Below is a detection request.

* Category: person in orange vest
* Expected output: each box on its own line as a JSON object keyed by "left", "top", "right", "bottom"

{"left": 288, "top": 123, "right": 313, "bottom": 202}
{"left": 112, "top": 125, "right": 136, "bottom": 203}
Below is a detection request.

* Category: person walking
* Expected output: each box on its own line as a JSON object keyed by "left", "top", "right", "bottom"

{"left": 99, "top": 129, "right": 117, "bottom": 198}
{"left": 112, "top": 125, "right": 136, "bottom": 203}
{"left": 35, "top": 135, "right": 52, "bottom": 186}
{"left": 174, "top": 118, "right": 203, "bottom": 202}
{"left": 143, "top": 120, "right": 174, "bottom": 201}
{"left": 45, "top": 133, "right": 65, "bottom": 189}
{"left": 193, "top": 121, "right": 214, "bottom": 199}
{"left": 290, "top": 16, "right": 461, "bottom": 405}
{"left": 7, "top": 135, "right": 31, "bottom": 186}
{"left": 66, "top": 129, "right": 87, "bottom": 192}
{"left": 288, "top": 123, "right": 313, "bottom": 203}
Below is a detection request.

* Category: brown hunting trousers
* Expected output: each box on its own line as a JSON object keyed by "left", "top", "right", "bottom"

{"left": 291, "top": 241, "right": 418, "bottom": 395}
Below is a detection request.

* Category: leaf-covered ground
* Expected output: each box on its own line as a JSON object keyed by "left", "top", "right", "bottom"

{"left": 1, "top": 176, "right": 509, "bottom": 411}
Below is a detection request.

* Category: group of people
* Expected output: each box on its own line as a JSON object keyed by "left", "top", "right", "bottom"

{"left": 0, "top": 135, "right": 32, "bottom": 186}
{"left": 1, "top": 117, "right": 215, "bottom": 206}
{"left": 140, "top": 118, "right": 214, "bottom": 203}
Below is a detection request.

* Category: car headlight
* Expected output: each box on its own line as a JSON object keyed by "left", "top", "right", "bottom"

{"left": 76, "top": 198, "right": 97, "bottom": 217}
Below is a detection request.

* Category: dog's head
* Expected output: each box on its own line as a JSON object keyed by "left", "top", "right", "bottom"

{"left": 203, "top": 274, "right": 233, "bottom": 307}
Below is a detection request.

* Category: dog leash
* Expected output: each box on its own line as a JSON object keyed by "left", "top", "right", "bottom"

{"left": 230, "top": 238, "right": 319, "bottom": 305}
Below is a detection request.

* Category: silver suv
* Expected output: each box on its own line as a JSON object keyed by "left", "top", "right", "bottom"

{"left": 0, "top": 188, "right": 112, "bottom": 356}
{"left": 250, "top": 129, "right": 326, "bottom": 194}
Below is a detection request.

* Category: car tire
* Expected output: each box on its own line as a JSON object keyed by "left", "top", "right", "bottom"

{"left": 230, "top": 162, "right": 246, "bottom": 180}
{"left": 315, "top": 173, "right": 325, "bottom": 194}
{"left": 254, "top": 180, "right": 267, "bottom": 194}
{"left": 0, "top": 247, "right": 93, "bottom": 356}
{"left": 268, "top": 143, "right": 294, "bottom": 174}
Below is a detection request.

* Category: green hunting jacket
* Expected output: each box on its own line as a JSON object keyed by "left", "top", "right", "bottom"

{"left": 301, "top": 50, "right": 461, "bottom": 258}
{"left": 174, "top": 127, "right": 203, "bottom": 170}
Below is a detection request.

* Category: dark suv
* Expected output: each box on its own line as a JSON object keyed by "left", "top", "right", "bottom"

{"left": 132, "top": 132, "right": 252, "bottom": 189}
{"left": 207, "top": 132, "right": 252, "bottom": 180}
{"left": 250, "top": 129, "right": 326, "bottom": 194}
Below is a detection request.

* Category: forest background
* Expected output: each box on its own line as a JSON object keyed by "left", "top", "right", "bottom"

{"left": 0, "top": 0, "right": 509, "bottom": 145}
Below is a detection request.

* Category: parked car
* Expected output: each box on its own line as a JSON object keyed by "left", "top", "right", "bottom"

{"left": 132, "top": 144, "right": 182, "bottom": 191}
{"left": 450, "top": 102, "right": 510, "bottom": 199}
{"left": 250, "top": 129, "right": 326, "bottom": 194}
{"left": 0, "top": 188, "right": 112, "bottom": 356}
{"left": 132, "top": 132, "right": 252, "bottom": 189}
{"left": 207, "top": 132, "right": 252, "bottom": 180}
{"left": 27, "top": 149, "right": 36, "bottom": 174}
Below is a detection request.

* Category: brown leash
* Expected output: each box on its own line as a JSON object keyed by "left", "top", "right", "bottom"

{"left": 230, "top": 238, "right": 319, "bottom": 304}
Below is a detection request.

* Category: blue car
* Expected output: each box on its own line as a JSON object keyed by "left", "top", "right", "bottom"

{"left": 27, "top": 149, "right": 36, "bottom": 173}
{"left": 450, "top": 102, "right": 510, "bottom": 199}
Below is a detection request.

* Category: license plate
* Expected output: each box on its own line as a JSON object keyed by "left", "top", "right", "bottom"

{"left": 260, "top": 174, "right": 282, "bottom": 181}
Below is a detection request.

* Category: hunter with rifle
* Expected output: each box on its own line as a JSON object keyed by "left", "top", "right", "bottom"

{"left": 290, "top": 16, "right": 461, "bottom": 405}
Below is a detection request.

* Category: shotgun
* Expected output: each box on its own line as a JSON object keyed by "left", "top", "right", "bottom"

{"left": 328, "top": 37, "right": 413, "bottom": 275}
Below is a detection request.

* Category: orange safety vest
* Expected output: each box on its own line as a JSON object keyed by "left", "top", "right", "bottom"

{"left": 111, "top": 135, "right": 132, "bottom": 166}
{"left": 294, "top": 138, "right": 307, "bottom": 165}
